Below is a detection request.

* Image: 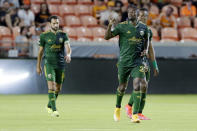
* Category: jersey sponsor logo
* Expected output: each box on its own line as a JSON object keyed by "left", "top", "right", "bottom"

{"left": 48, "top": 74, "right": 52, "bottom": 79}
{"left": 59, "top": 37, "right": 63, "bottom": 43}
{"left": 128, "top": 37, "right": 142, "bottom": 42}
{"left": 50, "top": 44, "right": 62, "bottom": 49}
{"left": 127, "top": 31, "right": 131, "bottom": 34}
{"left": 140, "top": 30, "right": 144, "bottom": 36}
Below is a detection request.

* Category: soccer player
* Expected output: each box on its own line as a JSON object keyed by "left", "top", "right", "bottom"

{"left": 104, "top": 5, "right": 151, "bottom": 123}
{"left": 36, "top": 15, "right": 71, "bottom": 117}
{"left": 125, "top": 8, "right": 159, "bottom": 120}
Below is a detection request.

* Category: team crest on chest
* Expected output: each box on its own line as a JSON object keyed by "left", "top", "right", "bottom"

{"left": 59, "top": 37, "right": 63, "bottom": 43}
{"left": 140, "top": 30, "right": 144, "bottom": 36}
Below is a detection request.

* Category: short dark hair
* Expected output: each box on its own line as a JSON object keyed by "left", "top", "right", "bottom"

{"left": 128, "top": 4, "right": 138, "bottom": 10}
{"left": 48, "top": 15, "right": 59, "bottom": 22}
{"left": 139, "top": 8, "right": 149, "bottom": 12}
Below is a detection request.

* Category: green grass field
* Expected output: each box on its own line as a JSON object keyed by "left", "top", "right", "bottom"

{"left": 0, "top": 94, "right": 197, "bottom": 131}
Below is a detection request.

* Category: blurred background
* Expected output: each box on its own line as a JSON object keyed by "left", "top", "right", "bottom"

{"left": 0, "top": 0, "right": 197, "bottom": 94}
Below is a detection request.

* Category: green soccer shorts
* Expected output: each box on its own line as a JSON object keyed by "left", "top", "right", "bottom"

{"left": 44, "top": 64, "right": 65, "bottom": 84}
{"left": 118, "top": 65, "right": 150, "bottom": 84}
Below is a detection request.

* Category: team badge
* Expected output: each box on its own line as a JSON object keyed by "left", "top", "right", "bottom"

{"left": 140, "top": 30, "right": 144, "bottom": 36}
{"left": 59, "top": 37, "right": 63, "bottom": 43}
{"left": 48, "top": 74, "right": 52, "bottom": 79}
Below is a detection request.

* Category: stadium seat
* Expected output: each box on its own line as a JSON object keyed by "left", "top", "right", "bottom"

{"left": 48, "top": 4, "right": 59, "bottom": 15}
{"left": 78, "top": 0, "right": 93, "bottom": 5}
{"left": 76, "top": 27, "right": 93, "bottom": 39}
{"left": 59, "top": 5, "right": 75, "bottom": 17}
{"left": 75, "top": 5, "right": 92, "bottom": 16}
{"left": 194, "top": 18, "right": 197, "bottom": 29}
{"left": 64, "top": 16, "right": 81, "bottom": 27}
{"left": 0, "top": 37, "right": 13, "bottom": 50}
{"left": 93, "top": 37, "right": 106, "bottom": 42}
{"left": 177, "top": 17, "right": 191, "bottom": 28}
{"left": 149, "top": 27, "right": 160, "bottom": 41}
{"left": 162, "top": 5, "right": 178, "bottom": 17}
{"left": 170, "top": 0, "right": 183, "bottom": 7}
{"left": 46, "top": 0, "right": 61, "bottom": 4}
{"left": 12, "top": 27, "right": 20, "bottom": 40}
{"left": 180, "top": 28, "right": 197, "bottom": 41}
{"left": 31, "top": 4, "right": 40, "bottom": 14}
{"left": 92, "top": 27, "right": 105, "bottom": 38}
{"left": 161, "top": 28, "right": 178, "bottom": 41}
{"left": 63, "top": 27, "right": 77, "bottom": 40}
{"left": 77, "top": 37, "right": 92, "bottom": 42}
{"left": 30, "top": 0, "right": 44, "bottom": 4}
{"left": 160, "top": 38, "right": 178, "bottom": 42}
{"left": 80, "top": 16, "right": 98, "bottom": 27}
{"left": 109, "top": 37, "right": 119, "bottom": 42}
{"left": 150, "top": 4, "right": 159, "bottom": 16}
{"left": 0, "top": 26, "right": 12, "bottom": 38}
{"left": 62, "top": 0, "right": 77, "bottom": 5}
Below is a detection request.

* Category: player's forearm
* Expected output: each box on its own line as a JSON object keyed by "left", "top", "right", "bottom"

{"left": 37, "top": 50, "right": 43, "bottom": 67}
{"left": 104, "top": 24, "right": 113, "bottom": 40}
{"left": 65, "top": 43, "right": 72, "bottom": 56}
{"left": 149, "top": 42, "right": 159, "bottom": 70}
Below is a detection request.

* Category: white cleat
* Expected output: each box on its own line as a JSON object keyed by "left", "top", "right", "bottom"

{"left": 51, "top": 111, "right": 60, "bottom": 117}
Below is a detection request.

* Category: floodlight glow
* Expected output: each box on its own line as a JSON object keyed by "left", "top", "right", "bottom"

{"left": 0, "top": 69, "right": 29, "bottom": 86}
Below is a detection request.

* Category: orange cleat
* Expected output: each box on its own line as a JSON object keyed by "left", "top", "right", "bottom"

{"left": 125, "top": 104, "right": 132, "bottom": 119}
{"left": 138, "top": 113, "right": 151, "bottom": 120}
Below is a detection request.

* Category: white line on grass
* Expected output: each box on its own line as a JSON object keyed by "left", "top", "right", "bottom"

{"left": 72, "top": 129, "right": 120, "bottom": 131}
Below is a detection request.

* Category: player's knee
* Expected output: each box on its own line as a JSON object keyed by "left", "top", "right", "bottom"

{"left": 140, "top": 80, "right": 147, "bottom": 92}
{"left": 133, "top": 80, "right": 140, "bottom": 91}
{"left": 118, "top": 84, "right": 127, "bottom": 93}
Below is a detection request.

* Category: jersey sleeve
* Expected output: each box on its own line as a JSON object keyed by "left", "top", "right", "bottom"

{"left": 148, "top": 28, "right": 153, "bottom": 41}
{"left": 64, "top": 33, "right": 69, "bottom": 44}
{"left": 111, "top": 24, "right": 121, "bottom": 37}
{"left": 39, "top": 33, "right": 45, "bottom": 47}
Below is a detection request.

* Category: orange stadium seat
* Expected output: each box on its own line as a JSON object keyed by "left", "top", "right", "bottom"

{"left": 77, "top": 37, "right": 92, "bottom": 42}
{"left": 161, "top": 27, "right": 178, "bottom": 41}
{"left": 48, "top": 4, "right": 59, "bottom": 15}
{"left": 12, "top": 27, "right": 20, "bottom": 40}
{"left": 93, "top": 37, "right": 106, "bottom": 42}
{"left": 76, "top": 27, "right": 93, "bottom": 39}
{"left": 31, "top": 0, "right": 44, "bottom": 4}
{"left": 180, "top": 28, "right": 197, "bottom": 41}
{"left": 59, "top": 5, "right": 75, "bottom": 17}
{"left": 78, "top": 0, "right": 93, "bottom": 5}
{"left": 162, "top": 5, "right": 178, "bottom": 17}
{"left": 31, "top": 4, "right": 40, "bottom": 14}
{"left": 80, "top": 16, "right": 98, "bottom": 27}
{"left": 64, "top": 16, "right": 81, "bottom": 27}
{"left": 170, "top": 0, "right": 183, "bottom": 7}
{"left": 62, "top": 0, "right": 77, "bottom": 5}
{"left": 63, "top": 27, "right": 77, "bottom": 40}
{"left": 46, "top": 0, "right": 61, "bottom": 4}
{"left": 59, "top": 17, "right": 65, "bottom": 26}
{"left": 75, "top": 5, "right": 91, "bottom": 16}
{"left": 177, "top": 17, "right": 191, "bottom": 28}
{"left": 149, "top": 27, "right": 160, "bottom": 41}
{"left": 92, "top": 27, "right": 105, "bottom": 38}
{"left": 0, "top": 26, "right": 12, "bottom": 38}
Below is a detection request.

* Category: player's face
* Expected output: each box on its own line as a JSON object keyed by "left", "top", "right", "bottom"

{"left": 50, "top": 19, "right": 59, "bottom": 31}
{"left": 128, "top": 8, "right": 137, "bottom": 21}
{"left": 138, "top": 11, "right": 148, "bottom": 24}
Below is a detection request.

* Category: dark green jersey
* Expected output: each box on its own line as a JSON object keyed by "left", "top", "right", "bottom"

{"left": 39, "top": 30, "right": 69, "bottom": 69}
{"left": 112, "top": 21, "right": 149, "bottom": 67}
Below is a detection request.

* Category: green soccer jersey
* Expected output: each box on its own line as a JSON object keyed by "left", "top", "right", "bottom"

{"left": 39, "top": 30, "right": 69, "bottom": 69}
{"left": 112, "top": 21, "right": 149, "bottom": 67}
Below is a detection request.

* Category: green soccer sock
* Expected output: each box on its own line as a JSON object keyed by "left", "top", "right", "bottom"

{"left": 116, "top": 89, "right": 124, "bottom": 108}
{"left": 138, "top": 92, "right": 146, "bottom": 113}
{"left": 132, "top": 91, "right": 141, "bottom": 114}
{"left": 48, "top": 90, "right": 56, "bottom": 111}
{"left": 128, "top": 92, "right": 134, "bottom": 106}
{"left": 47, "top": 92, "right": 59, "bottom": 108}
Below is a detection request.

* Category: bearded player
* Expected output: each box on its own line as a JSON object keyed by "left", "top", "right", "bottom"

{"left": 125, "top": 8, "right": 159, "bottom": 120}
{"left": 37, "top": 15, "right": 72, "bottom": 117}
{"left": 105, "top": 5, "right": 151, "bottom": 123}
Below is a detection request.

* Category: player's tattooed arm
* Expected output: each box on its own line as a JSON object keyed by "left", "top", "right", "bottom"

{"left": 37, "top": 46, "right": 44, "bottom": 75}
{"left": 148, "top": 42, "right": 159, "bottom": 76}
{"left": 64, "top": 41, "right": 72, "bottom": 63}
{"left": 104, "top": 17, "right": 116, "bottom": 40}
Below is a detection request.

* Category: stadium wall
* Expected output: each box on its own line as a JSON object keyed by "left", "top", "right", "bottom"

{"left": 0, "top": 58, "right": 197, "bottom": 94}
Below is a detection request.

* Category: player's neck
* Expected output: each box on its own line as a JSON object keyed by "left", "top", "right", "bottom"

{"left": 128, "top": 19, "right": 137, "bottom": 26}
{"left": 50, "top": 29, "right": 58, "bottom": 34}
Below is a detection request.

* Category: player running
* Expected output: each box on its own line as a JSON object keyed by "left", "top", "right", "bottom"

{"left": 125, "top": 8, "right": 159, "bottom": 120}
{"left": 36, "top": 15, "right": 72, "bottom": 117}
{"left": 105, "top": 5, "right": 152, "bottom": 123}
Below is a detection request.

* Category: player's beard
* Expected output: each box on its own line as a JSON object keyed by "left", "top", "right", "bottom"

{"left": 128, "top": 16, "right": 136, "bottom": 22}
{"left": 51, "top": 27, "right": 59, "bottom": 32}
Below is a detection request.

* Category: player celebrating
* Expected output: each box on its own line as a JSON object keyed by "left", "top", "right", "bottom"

{"left": 125, "top": 8, "right": 159, "bottom": 120}
{"left": 104, "top": 5, "right": 151, "bottom": 123}
{"left": 37, "top": 15, "right": 71, "bottom": 117}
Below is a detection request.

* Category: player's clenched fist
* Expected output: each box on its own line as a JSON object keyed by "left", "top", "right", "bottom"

{"left": 65, "top": 55, "right": 71, "bottom": 63}
{"left": 109, "top": 16, "right": 116, "bottom": 25}
{"left": 36, "top": 66, "right": 42, "bottom": 75}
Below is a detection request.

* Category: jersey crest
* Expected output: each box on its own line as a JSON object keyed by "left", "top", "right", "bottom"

{"left": 59, "top": 37, "right": 64, "bottom": 43}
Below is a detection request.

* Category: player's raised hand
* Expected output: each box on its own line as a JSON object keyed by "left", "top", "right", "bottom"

{"left": 36, "top": 66, "right": 42, "bottom": 75}
{"left": 109, "top": 16, "right": 116, "bottom": 25}
{"left": 65, "top": 55, "right": 71, "bottom": 63}
{"left": 153, "top": 68, "right": 159, "bottom": 77}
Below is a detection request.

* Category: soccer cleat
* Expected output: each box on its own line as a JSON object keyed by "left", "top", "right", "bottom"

{"left": 125, "top": 104, "right": 132, "bottom": 119}
{"left": 46, "top": 106, "right": 53, "bottom": 114}
{"left": 138, "top": 113, "right": 151, "bottom": 120}
{"left": 51, "top": 111, "right": 60, "bottom": 117}
{"left": 131, "top": 114, "right": 140, "bottom": 123}
{"left": 113, "top": 108, "right": 121, "bottom": 122}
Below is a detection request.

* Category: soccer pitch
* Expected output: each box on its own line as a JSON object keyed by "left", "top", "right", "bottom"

{"left": 0, "top": 95, "right": 197, "bottom": 131}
